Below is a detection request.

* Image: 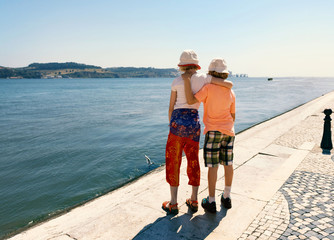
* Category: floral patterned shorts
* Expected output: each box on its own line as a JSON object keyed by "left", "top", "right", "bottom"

{"left": 169, "top": 108, "right": 200, "bottom": 142}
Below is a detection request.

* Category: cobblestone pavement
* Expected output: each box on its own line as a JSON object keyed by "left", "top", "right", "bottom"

{"left": 239, "top": 107, "right": 334, "bottom": 240}
{"left": 238, "top": 192, "right": 290, "bottom": 240}
{"left": 279, "top": 171, "right": 334, "bottom": 240}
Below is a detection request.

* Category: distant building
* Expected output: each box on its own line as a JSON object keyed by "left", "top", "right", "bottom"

{"left": 231, "top": 73, "right": 248, "bottom": 78}
{"left": 43, "top": 75, "right": 55, "bottom": 79}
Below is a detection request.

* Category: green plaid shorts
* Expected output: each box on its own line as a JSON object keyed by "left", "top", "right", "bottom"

{"left": 204, "top": 131, "right": 235, "bottom": 167}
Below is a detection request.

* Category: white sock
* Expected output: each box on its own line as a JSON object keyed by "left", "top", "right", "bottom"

{"left": 223, "top": 186, "right": 231, "bottom": 198}
{"left": 209, "top": 196, "right": 215, "bottom": 203}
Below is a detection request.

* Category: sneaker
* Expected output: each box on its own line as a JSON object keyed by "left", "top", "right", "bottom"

{"left": 201, "top": 197, "right": 216, "bottom": 213}
{"left": 221, "top": 196, "right": 232, "bottom": 209}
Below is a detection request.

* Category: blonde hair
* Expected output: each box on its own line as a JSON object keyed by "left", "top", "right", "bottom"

{"left": 179, "top": 65, "right": 199, "bottom": 72}
{"left": 208, "top": 71, "right": 229, "bottom": 79}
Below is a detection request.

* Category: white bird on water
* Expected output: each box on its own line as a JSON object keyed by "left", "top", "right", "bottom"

{"left": 145, "top": 155, "right": 154, "bottom": 165}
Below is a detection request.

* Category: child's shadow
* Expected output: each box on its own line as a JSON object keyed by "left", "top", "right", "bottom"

{"left": 133, "top": 205, "right": 228, "bottom": 240}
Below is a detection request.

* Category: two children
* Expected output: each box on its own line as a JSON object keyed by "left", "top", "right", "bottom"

{"left": 162, "top": 50, "right": 235, "bottom": 214}
{"left": 162, "top": 50, "right": 233, "bottom": 214}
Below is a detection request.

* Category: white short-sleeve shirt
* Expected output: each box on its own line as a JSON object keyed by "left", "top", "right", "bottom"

{"left": 171, "top": 73, "right": 212, "bottom": 110}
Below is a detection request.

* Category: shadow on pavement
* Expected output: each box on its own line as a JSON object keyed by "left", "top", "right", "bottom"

{"left": 133, "top": 205, "right": 228, "bottom": 240}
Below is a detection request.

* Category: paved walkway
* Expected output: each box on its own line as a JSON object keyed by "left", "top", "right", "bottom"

{"left": 238, "top": 101, "right": 334, "bottom": 240}
{"left": 7, "top": 91, "right": 334, "bottom": 240}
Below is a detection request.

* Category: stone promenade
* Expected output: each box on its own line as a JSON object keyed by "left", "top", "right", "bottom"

{"left": 238, "top": 99, "right": 334, "bottom": 240}
{"left": 7, "top": 91, "right": 334, "bottom": 240}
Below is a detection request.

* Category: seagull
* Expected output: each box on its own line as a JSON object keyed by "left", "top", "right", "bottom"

{"left": 145, "top": 155, "right": 154, "bottom": 165}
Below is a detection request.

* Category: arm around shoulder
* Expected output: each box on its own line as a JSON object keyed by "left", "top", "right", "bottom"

{"left": 211, "top": 77, "right": 233, "bottom": 89}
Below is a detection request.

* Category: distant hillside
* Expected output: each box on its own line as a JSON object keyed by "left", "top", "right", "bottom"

{"left": 0, "top": 62, "right": 179, "bottom": 79}
{"left": 28, "top": 62, "right": 102, "bottom": 70}
{"left": 0, "top": 67, "right": 42, "bottom": 79}
{"left": 106, "top": 67, "right": 179, "bottom": 78}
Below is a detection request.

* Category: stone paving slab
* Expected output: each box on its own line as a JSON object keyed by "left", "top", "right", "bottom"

{"left": 133, "top": 194, "right": 267, "bottom": 240}
{"left": 7, "top": 91, "right": 334, "bottom": 240}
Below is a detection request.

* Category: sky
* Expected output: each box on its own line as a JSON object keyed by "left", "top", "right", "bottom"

{"left": 1, "top": 0, "right": 334, "bottom": 77}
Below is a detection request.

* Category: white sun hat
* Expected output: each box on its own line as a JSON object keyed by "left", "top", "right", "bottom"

{"left": 178, "top": 49, "right": 201, "bottom": 70}
{"left": 208, "top": 58, "right": 229, "bottom": 73}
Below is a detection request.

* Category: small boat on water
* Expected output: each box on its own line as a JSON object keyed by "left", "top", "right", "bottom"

{"left": 268, "top": 78, "right": 273, "bottom": 81}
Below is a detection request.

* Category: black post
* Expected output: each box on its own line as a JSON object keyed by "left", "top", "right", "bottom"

{"left": 321, "top": 109, "right": 333, "bottom": 153}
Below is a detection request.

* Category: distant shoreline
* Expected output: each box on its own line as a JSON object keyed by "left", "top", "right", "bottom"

{"left": 0, "top": 62, "right": 180, "bottom": 79}
{"left": 0, "top": 62, "right": 248, "bottom": 79}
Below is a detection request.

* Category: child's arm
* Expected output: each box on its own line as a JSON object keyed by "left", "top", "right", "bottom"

{"left": 231, "top": 93, "right": 236, "bottom": 122}
{"left": 168, "top": 90, "right": 177, "bottom": 123}
{"left": 211, "top": 77, "right": 233, "bottom": 89}
{"left": 182, "top": 73, "right": 199, "bottom": 105}
{"left": 231, "top": 113, "right": 235, "bottom": 122}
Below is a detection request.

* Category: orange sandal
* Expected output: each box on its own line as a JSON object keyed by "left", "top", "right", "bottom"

{"left": 162, "top": 201, "right": 179, "bottom": 215}
{"left": 186, "top": 199, "right": 198, "bottom": 212}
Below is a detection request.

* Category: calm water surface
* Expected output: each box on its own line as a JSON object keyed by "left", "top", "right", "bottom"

{"left": 1, "top": 77, "right": 334, "bottom": 237}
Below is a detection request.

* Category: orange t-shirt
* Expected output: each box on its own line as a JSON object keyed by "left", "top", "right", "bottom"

{"left": 195, "top": 84, "right": 235, "bottom": 136}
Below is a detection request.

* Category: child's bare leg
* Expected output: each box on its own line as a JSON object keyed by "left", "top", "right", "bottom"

{"left": 170, "top": 186, "right": 178, "bottom": 205}
{"left": 191, "top": 186, "right": 199, "bottom": 201}
{"left": 223, "top": 165, "right": 233, "bottom": 198}
{"left": 208, "top": 167, "right": 218, "bottom": 201}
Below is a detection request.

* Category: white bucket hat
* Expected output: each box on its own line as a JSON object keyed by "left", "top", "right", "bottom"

{"left": 208, "top": 58, "right": 229, "bottom": 73}
{"left": 178, "top": 49, "right": 201, "bottom": 70}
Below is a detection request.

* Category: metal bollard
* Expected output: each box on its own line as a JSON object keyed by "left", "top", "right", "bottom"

{"left": 320, "top": 109, "right": 333, "bottom": 153}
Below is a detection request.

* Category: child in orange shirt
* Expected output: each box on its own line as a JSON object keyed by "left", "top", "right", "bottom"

{"left": 183, "top": 58, "right": 235, "bottom": 213}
